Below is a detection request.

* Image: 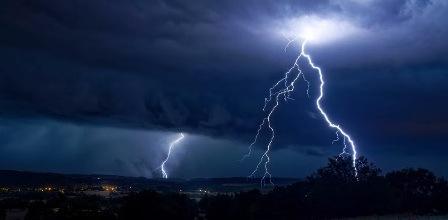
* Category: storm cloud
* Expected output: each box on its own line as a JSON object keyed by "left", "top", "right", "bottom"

{"left": 0, "top": 0, "right": 447, "bottom": 176}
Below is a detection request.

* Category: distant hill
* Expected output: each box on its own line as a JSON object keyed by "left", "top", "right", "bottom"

{"left": 0, "top": 170, "right": 300, "bottom": 192}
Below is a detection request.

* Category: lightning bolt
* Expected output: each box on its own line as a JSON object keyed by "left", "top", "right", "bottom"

{"left": 244, "top": 39, "right": 358, "bottom": 186}
{"left": 301, "top": 41, "right": 358, "bottom": 176}
{"left": 158, "top": 133, "right": 185, "bottom": 179}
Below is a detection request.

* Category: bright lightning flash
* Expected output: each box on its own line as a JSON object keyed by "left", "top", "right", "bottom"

{"left": 158, "top": 133, "right": 185, "bottom": 179}
{"left": 244, "top": 27, "right": 359, "bottom": 186}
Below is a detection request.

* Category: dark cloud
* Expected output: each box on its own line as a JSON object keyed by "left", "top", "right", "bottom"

{"left": 0, "top": 0, "right": 447, "bottom": 159}
{"left": 0, "top": 118, "right": 177, "bottom": 177}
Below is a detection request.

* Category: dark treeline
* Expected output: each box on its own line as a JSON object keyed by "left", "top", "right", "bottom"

{"left": 1, "top": 156, "right": 447, "bottom": 220}
{"left": 199, "top": 156, "right": 448, "bottom": 219}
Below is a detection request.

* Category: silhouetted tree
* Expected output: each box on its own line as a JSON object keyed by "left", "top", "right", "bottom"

{"left": 433, "top": 178, "right": 448, "bottom": 213}
{"left": 303, "top": 156, "right": 394, "bottom": 217}
{"left": 386, "top": 168, "right": 447, "bottom": 214}
{"left": 308, "top": 156, "right": 381, "bottom": 183}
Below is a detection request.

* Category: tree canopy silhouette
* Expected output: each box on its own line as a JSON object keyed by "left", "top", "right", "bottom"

{"left": 200, "top": 156, "right": 448, "bottom": 219}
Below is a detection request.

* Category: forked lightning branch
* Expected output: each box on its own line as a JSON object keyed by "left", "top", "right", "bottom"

{"left": 244, "top": 38, "right": 359, "bottom": 186}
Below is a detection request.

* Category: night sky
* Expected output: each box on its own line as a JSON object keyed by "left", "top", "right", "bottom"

{"left": 0, "top": 0, "right": 447, "bottom": 178}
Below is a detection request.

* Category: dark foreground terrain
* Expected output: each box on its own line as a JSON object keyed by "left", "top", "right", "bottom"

{"left": 1, "top": 156, "right": 447, "bottom": 220}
